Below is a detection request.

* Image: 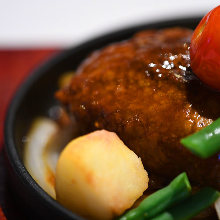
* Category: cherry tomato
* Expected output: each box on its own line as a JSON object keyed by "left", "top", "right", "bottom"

{"left": 0, "top": 207, "right": 7, "bottom": 220}
{"left": 190, "top": 5, "right": 220, "bottom": 91}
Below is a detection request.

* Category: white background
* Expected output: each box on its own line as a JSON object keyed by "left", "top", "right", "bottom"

{"left": 0, "top": 0, "right": 219, "bottom": 48}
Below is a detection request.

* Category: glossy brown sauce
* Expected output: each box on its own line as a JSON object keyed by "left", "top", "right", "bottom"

{"left": 56, "top": 28, "right": 220, "bottom": 192}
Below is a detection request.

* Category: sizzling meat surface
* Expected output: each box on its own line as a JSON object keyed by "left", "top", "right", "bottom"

{"left": 56, "top": 28, "right": 220, "bottom": 189}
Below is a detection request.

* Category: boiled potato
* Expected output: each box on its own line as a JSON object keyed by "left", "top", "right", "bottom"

{"left": 55, "top": 130, "right": 148, "bottom": 220}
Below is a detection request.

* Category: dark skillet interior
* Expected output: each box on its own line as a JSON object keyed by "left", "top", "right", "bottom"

{"left": 4, "top": 17, "right": 201, "bottom": 220}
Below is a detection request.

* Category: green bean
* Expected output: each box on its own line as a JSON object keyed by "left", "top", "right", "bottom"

{"left": 118, "top": 172, "right": 191, "bottom": 220}
{"left": 152, "top": 187, "right": 220, "bottom": 220}
{"left": 181, "top": 117, "right": 220, "bottom": 158}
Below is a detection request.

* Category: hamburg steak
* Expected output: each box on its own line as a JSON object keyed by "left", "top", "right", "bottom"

{"left": 56, "top": 28, "right": 220, "bottom": 189}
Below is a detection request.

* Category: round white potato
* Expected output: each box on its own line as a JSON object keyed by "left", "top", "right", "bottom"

{"left": 55, "top": 130, "right": 148, "bottom": 220}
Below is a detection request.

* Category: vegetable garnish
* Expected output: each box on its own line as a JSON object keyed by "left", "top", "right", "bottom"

{"left": 0, "top": 207, "right": 7, "bottom": 220}
{"left": 181, "top": 118, "right": 220, "bottom": 158}
{"left": 56, "top": 130, "right": 148, "bottom": 220}
{"left": 152, "top": 187, "right": 220, "bottom": 220}
{"left": 119, "top": 172, "right": 191, "bottom": 220}
{"left": 190, "top": 5, "right": 220, "bottom": 91}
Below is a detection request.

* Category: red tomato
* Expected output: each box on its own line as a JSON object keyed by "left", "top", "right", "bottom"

{"left": 190, "top": 5, "right": 220, "bottom": 91}
{"left": 0, "top": 207, "right": 7, "bottom": 220}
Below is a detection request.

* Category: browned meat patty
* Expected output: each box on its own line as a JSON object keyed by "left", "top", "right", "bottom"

{"left": 56, "top": 27, "right": 220, "bottom": 189}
